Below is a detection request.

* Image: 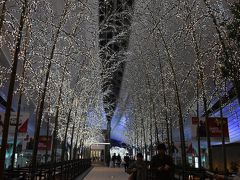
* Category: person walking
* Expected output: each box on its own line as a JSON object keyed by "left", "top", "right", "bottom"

{"left": 124, "top": 153, "right": 130, "bottom": 171}
{"left": 150, "top": 143, "right": 174, "bottom": 180}
{"left": 112, "top": 153, "right": 117, "bottom": 168}
{"left": 116, "top": 154, "right": 122, "bottom": 167}
{"left": 127, "top": 153, "right": 147, "bottom": 180}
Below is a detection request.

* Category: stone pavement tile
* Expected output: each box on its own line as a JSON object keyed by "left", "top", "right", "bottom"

{"left": 76, "top": 167, "right": 129, "bottom": 180}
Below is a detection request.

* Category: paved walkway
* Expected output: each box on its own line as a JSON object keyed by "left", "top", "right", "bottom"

{"left": 75, "top": 166, "right": 129, "bottom": 180}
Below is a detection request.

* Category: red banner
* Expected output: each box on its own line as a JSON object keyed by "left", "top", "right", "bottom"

{"left": 208, "top": 117, "right": 229, "bottom": 137}
{"left": 192, "top": 117, "right": 229, "bottom": 138}
{"left": 0, "top": 112, "right": 29, "bottom": 134}
{"left": 38, "top": 136, "right": 52, "bottom": 150}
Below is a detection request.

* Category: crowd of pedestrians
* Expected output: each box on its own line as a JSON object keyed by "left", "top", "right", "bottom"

{"left": 110, "top": 142, "right": 240, "bottom": 180}
{"left": 110, "top": 143, "right": 174, "bottom": 180}
{"left": 111, "top": 153, "right": 122, "bottom": 168}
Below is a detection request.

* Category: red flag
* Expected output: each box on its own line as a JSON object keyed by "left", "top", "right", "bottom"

{"left": 18, "top": 119, "right": 28, "bottom": 133}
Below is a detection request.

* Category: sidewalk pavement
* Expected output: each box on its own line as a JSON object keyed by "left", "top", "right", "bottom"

{"left": 75, "top": 166, "right": 129, "bottom": 180}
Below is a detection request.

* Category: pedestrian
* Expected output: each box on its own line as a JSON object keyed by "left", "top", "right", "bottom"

{"left": 169, "top": 141, "right": 178, "bottom": 164}
{"left": 124, "top": 153, "right": 130, "bottom": 171}
{"left": 127, "top": 153, "right": 147, "bottom": 180}
{"left": 116, "top": 153, "right": 122, "bottom": 167}
{"left": 112, "top": 153, "right": 117, "bottom": 168}
{"left": 150, "top": 143, "right": 174, "bottom": 180}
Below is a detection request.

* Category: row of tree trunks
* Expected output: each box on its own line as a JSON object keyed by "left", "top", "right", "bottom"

{"left": 31, "top": 1, "right": 70, "bottom": 174}
{"left": 0, "top": 1, "right": 28, "bottom": 178}
{"left": 10, "top": 16, "right": 31, "bottom": 169}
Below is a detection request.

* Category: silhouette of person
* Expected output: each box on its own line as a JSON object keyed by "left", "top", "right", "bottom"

{"left": 124, "top": 153, "right": 130, "bottom": 171}
{"left": 127, "top": 153, "right": 147, "bottom": 180}
{"left": 116, "top": 154, "right": 122, "bottom": 167}
{"left": 112, "top": 153, "right": 117, "bottom": 167}
{"left": 150, "top": 143, "right": 174, "bottom": 180}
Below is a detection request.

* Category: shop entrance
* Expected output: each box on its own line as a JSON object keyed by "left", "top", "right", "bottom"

{"left": 91, "top": 149, "right": 104, "bottom": 162}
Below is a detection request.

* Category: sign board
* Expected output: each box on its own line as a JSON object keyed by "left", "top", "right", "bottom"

{"left": 191, "top": 117, "right": 229, "bottom": 141}
{"left": 91, "top": 144, "right": 105, "bottom": 150}
{"left": 0, "top": 112, "right": 29, "bottom": 134}
{"left": 38, "top": 136, "right": 52, "bottom": 150}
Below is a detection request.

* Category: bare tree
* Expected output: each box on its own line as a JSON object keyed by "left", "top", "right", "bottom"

{"left": 0, "top": 0, "right": 28, "bottom": 177}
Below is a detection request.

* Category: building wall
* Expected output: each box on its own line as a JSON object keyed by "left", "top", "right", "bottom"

{"left": 212, "top": 143, "right": 240, "bottom": 172}
{"left": 213, "top": 98, "right": 240, "bottom": 143}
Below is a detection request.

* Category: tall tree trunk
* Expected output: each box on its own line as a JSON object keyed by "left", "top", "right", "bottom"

{"left": 169, "top": 106, "right": 173, "bottom": 144}
{"left": 0, "top": 1, "right": 27, "bottom": 178}
{"left": 31, "top": 1, "right": 69, "bottom": 171}
{"left": 80, "top": 139, "right": 84, "bottom": 159}
{"left": 10, "top": 18, "right": 30, "bottom": 169}
{"left": 220, "top": 102, "right": 227, "bottom": 173}
{"left": 70, "top": 123, "right": 75, "bottom": 160}
{"left": 106, "top": 118, "right": 111, "bottom": 165}
{"left": 73, "top": 133, "right": 79, "bottom": 160}
{"left": 59, "top": 14, "right": 83, "bottom": 161}
{"left": 145, "top": 71, "right": 160, "bottom": 144}
{"left": 140, "top": 128, "right": 143, "bottom": 153}
{"left": 49, "top": 67, "right": 66, "bottom": 180}
{"left": 10, "top": 86, "right": 23, "bottom": 169}
{"left": 10, "top": 57, "right": 26, "bottom": 169}
{"left": 217, "top": 80, "right": 227, "bottom": 173}
{"left": 191, "top": 30, "right": 204, "bottom": 169}
{"left": 149, "top": 120, "right": 153, "bottom": 157}
{"left": 137, "top": 98, "right": 147, "bottom": 160}
{"left": 200, "top": 74, "right": 212, "bottom": 170}
{"left": 32, "top": 61, "right": 52, "bottom": 171}
{"left": 196, "top": 78, "right": 202, "bottom": 169}
{"left": 11, "top": 21, "right": 29, "bottom": 169}
{"left": 157, "top": 53, "right": 170, "bottom": 153}
{"left": 153, "top": 103, "right": 160, "bottom": 144}
{"left": 136, "top": 130, "right": 139, "bottom": 152}
{"left": 191, "top": 29, "right": 212, "bottom": 170}
{"left": 45, "top": 111, "right": 50, "bottom": 164}
{"left": 51, "top": 63, "right": 67, "bottom": 163}
{"left": 193, "top": 43, "right": 212, "bottom": 171}
{"left": 157, "top": 28, "right": 187, "bottom": 168}
{"left": 45, "top": 96, "right": 51, "bottom": 164}
{"left": 60, "top": 65, "right": 83, "bottom": 161}
{"left": 61, "top": 99, "right": 74, "bottom": 161}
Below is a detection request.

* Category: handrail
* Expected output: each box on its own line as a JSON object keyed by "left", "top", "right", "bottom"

{"left": 4, "top": 159, "right": 91, "bottom": 180}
